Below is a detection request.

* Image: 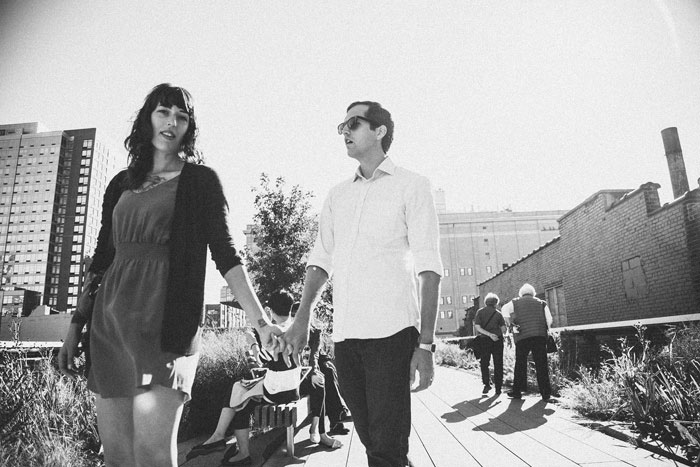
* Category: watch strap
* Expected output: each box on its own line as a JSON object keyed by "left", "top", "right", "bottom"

{"left": 418, "top": 343, "right": 436, "bottom": 353}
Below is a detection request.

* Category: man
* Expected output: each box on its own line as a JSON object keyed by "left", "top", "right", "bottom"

{"left": 473, "top": 293, "right": 508, "bottom": 395}
{"left": 279, "top": 101, "right": 442, "bottom": 467}
{"left": 501, "top": 283, "right": 553, "bottom": 401}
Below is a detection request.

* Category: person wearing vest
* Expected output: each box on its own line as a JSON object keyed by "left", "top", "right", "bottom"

{"left": 501, "top": 283, "right": 554, "bottom": 401}
{"left": 473, "top": 293, "right": 508, "bottom": 395}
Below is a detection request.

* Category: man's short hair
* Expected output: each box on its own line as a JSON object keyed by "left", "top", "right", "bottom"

{"left": 519, "top": 283, "right": 536, "bottom": 297}
{"left": 484, "top": 293, "right": 499, "bottom": 306}
{"left": 266, "top": 290, "right": 294, "bottom": 317}
{"left": 347, "top": 101, "right": 394, "bottom": 153}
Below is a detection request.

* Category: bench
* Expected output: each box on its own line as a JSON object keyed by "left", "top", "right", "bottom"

{"left": 252, "top": 401, "right": 300, "bottom": 457}
{"left": 250, "top": 367, "right": 312, "bottom": 457}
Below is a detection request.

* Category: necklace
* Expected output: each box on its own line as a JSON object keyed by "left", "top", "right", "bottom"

{"left": 133, "top": 174, "right": 169, "bottom": 193}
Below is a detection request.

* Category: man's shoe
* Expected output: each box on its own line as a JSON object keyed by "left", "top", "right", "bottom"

{"left": 507, "top": 390, "right": 522, "bottom": 399}
{"left": 221, "top": 455, "right": 252, "bottom": 466}
{"left": 542, "top": 395, "right": 558, "bottom": 403}
{"left": 482, "top": 385, "right": 491, "bottom": 395}
{"left": 186, "top": 439, "right": 227, "bottom": 460}
{"left": 337, "top": 411, "right": 353, "bottom": 423}
{"left": 222, "top": 443, "right": 240, "bottom": 462}
{"left": 495, "top": 388, "right": 502, "bottom": 395}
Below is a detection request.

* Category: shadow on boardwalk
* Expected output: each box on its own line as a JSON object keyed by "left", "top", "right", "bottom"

{"left": 179, "top": 365, "right": 674, "bottom": 467}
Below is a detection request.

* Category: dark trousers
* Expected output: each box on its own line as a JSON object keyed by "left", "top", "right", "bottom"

{"left": 335, "top": 327, "right": 418, "bottom": 467}
{"left": 479, "top": 338, "right": 504, "bottom": 390}
{"left": 300, "top": 374, "right": 327, "bottom": 433}
{"left": 512, "top": 336, "right": 551, "bottom": 397}
{"left": 319, "top": 356, "right": 349, "bottom": 423}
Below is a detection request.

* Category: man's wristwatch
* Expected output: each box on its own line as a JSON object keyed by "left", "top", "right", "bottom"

{"left": 417, "top": 342, "right": 436, "bottom": 353}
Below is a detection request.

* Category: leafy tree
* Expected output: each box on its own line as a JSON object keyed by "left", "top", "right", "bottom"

{"left": 245, "top": 174, "right": 317, "bottom": 302}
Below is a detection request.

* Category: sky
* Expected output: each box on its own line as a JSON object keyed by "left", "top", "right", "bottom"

{"left": 1, "top": 0, "right": 699, "bottom": 304}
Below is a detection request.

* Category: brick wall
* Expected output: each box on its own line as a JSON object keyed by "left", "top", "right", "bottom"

{"left": 479, "top": 185, "right": 699, "bottom": 330}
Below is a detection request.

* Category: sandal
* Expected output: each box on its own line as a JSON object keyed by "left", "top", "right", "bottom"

{"left": 320, "top": 437, "right": 343, "bottom": 450}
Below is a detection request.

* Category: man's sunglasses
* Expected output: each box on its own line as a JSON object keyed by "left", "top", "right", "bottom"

{"left": 337, "top": 115, "right": 377, "bottom": 134}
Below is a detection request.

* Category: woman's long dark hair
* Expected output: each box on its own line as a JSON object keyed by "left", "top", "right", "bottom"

{"left": 123, "top": 83, "right": 203, "bottom": 189}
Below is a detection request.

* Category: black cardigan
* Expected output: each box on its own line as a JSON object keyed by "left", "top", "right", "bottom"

{"left": 73, "top": 162, "right": 243, "bottom": 355}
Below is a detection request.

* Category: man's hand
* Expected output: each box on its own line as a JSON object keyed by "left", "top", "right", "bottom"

{"left": 489, "top": 333, "right": 499, "bottom": 342}
{"left": 58, "top": 323, "right": 83, "bottom": 378}
{"left": 278, "top": 320, "right": 310, "bottom": 367}
{"left": 409, "top": 348, "right": 435, "bottom": 392}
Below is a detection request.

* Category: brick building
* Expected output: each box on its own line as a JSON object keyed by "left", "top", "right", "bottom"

{"left": 478, "top": 128, "right": 700, "bottom": 340}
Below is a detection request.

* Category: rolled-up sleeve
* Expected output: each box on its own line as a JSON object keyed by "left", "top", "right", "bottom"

{"left": 406, "top": 176, "right": 443, "bottom": 276}
{"left": 307, "top": 192, "right": 334, "bottom": 277}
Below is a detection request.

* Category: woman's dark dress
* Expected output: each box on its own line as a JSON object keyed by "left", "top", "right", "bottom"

{"left": 87, "top": 176, "right": 198, "bottom": 399}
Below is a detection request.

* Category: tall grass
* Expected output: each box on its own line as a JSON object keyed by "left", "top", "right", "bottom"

{"left": 0, "top": 350, "right": 102, "bottom": 467}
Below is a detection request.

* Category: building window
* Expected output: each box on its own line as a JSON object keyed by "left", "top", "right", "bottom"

{"left": 467, "top": 268, "right": 473, "bottom": 276}
{"left": 447, "top": 310, "right": 453, "bottom": 319}
{"left": 459, "top": 268, "right": 465, "bottom": 276}
{"left": 445, "top": 296, "right": 452, "bottom": 305}
{"left": 622, "top": 256, "right": 648, "bottom": 300}
{"left": 486, "top": 266, "right": 492, "bottom": 273}
{"left": 461, "top": 295, "right": 468, "bottom": 304}
{"left": 439, "top": 311, "right": 445, "bottom": 319}
{"left": 444, "top": 268, "right": 449, "bottom": 277}
{"left": 439, "top": 297, "right": 444, "bottom": 305}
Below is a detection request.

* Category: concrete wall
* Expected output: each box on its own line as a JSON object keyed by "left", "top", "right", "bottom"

{"left": 0, "top": 312, "right": 71, "bottom": 342}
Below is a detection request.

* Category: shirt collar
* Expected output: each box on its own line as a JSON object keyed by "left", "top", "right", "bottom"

{"left": 353, "top": 156, "right": 396, "bottom": 182}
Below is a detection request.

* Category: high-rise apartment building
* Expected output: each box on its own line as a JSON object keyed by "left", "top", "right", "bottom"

{"left": 0, "top": 122, "right": 118, "bottom": 314}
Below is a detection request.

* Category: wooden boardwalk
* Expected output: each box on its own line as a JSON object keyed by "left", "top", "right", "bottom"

{"left": 178, "top": 366, "right": 673, "bottom": 467}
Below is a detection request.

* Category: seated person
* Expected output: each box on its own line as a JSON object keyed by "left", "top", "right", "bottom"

{"left": 189, "top": 291, "right": 341, "bottom": 466}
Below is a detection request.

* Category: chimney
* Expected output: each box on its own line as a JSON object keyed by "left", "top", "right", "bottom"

{"left": 661, "top": 127, "right": 690, "bottom": 198}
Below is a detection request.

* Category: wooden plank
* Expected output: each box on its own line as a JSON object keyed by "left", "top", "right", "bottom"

{"left": 411, "top": 393, "right": 481, "bottom": 466}
{"left": 414, "top": 390, "right": 527, "bottom": 467}
{"left": 426, "top": 369, "right": 580, "bottom": 466}
{"left": 430, "top": 367, "right": 671, "bottom": 466}
{"left": 408, "top": 425, "right": 436, "bottom": 467}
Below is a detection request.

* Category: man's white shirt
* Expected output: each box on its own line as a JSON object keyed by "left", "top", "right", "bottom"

{"left": 308, "top": 157, "right": 443, "bottom": 342}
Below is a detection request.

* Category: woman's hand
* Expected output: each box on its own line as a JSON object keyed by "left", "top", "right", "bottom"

{"left": 57, "top": 323, "right": 83, "bottom": 378}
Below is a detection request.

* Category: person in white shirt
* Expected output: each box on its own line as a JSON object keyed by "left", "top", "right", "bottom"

{"left": 501, "top": 283, "right": 554, "bottom": 401}
{"left": 279, "top": 101, "right": 442, "bottom": 467}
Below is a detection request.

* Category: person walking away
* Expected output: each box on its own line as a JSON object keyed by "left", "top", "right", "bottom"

{"left": 473, "top": 293, "right": 507, "bottom": 395}
{"left": 501, "top": 283, "right": 553, "bottom": 401}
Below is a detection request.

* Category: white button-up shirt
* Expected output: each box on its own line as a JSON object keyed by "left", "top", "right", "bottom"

{"left": 308, "top": 157, "right": 443, "bottom": 342}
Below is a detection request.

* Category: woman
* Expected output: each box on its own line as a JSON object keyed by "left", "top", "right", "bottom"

{"left": 58, "top": 83, "right": 281, "bottom": 467}
{"left": 473, "top": 293, "right": 507, "bottom": 396}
